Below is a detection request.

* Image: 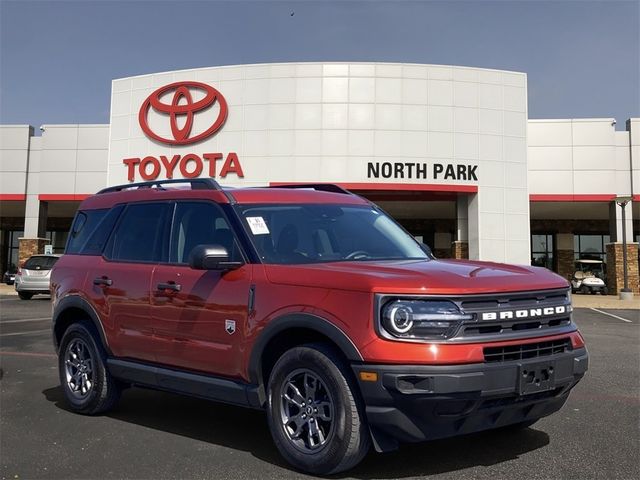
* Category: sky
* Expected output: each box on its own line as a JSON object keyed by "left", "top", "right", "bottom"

{"left": 0, "top": 0, "right": 638, "bottom": 130}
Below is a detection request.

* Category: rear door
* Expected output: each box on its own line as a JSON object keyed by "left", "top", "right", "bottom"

{"left": 90, "top": 202, "right": 171, "bottom": 362}
{"left": 151, "top": 201, "right": 252, "bottom": 378}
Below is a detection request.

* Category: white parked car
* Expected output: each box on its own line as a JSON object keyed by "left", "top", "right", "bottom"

{"left": 14, "top": 254, "right": 61, "bottom": 300}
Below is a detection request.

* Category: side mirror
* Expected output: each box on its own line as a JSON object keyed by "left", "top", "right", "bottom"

{"left": 188, "top": 244, "right": 243, "bottom": 271}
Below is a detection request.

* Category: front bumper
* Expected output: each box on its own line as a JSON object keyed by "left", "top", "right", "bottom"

{"left": 352, "top": 347, "right": 588, "bottom": 451}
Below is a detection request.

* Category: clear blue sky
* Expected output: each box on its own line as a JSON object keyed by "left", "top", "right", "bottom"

{"left": 1, "top": 0, "right": 638, "bottom": 129}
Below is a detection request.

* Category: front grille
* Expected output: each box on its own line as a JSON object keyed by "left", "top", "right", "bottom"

{"left": 483, "top": 338, "right": 571, "bottom": 363}
{"left": 453, "top": 288, "right": 573, "bottom": 341}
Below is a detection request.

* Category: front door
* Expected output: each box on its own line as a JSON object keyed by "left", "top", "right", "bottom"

{"left": 151, "top": 201, "right": 251, "bottom": 378}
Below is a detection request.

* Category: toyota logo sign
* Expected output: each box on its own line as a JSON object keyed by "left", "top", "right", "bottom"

{"left": 138, "top": 81, "right": 228, "bottom": 145}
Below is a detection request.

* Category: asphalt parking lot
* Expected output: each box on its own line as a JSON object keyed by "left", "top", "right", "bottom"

{"left": 1, "top": 294, "right": 638, "bottom": 480}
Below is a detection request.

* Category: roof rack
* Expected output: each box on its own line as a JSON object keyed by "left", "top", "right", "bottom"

{"left": 96, "top": 178, "right": 237, "bottom": 203}
{"left": 269, "top": 183, "right": 352, "bottom": 195}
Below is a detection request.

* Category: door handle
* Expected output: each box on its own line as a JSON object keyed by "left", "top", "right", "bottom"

{"left": 93, "top": 276, "right": 112, "bottom": 287}
{"left": 157, "top": 281, "right": 181, "bottom": 292}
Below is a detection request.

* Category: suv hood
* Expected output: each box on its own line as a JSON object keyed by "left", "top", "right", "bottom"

{"left": 264, "top": 259, "right": 569, "bottom": 294}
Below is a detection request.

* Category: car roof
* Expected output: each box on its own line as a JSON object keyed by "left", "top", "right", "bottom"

{"left": 79, "top": 184, "right": 370, "bottom": 210}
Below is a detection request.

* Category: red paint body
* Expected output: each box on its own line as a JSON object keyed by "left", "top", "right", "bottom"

{"left": 51, "top": 186, "right": 580, "bottom": 383}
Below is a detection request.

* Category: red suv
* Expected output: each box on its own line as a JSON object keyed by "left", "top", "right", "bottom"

{"left": 51, "top": 179, "right": 588, "bottom": 474}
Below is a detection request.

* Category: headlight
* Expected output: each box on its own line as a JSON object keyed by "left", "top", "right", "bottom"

{"left": 381, "top": 299, "right": 472, "bottom": 340}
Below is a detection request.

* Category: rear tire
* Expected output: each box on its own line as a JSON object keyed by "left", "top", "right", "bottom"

{"left": 18, "top": 292, "right": 33, "bottom": 300}
{"left": 58, "top": 321, "right": 120, "bottom": 415}
{"left": 266, "top": 344, "right": 370, "bottom": 475}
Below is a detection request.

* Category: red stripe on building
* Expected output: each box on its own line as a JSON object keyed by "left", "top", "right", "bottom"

{"left": 529, "top": 194, "right": 618, "bottom": 202}
{"left": 38, "top": 194, "right": 91, "bottom": 201}
{"left": 0, "top": 194, "right": 26, "bottom": 201}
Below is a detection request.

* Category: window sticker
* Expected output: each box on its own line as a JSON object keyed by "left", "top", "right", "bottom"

{"left": 247, "top": 216, "right": 270, "bottom": 235}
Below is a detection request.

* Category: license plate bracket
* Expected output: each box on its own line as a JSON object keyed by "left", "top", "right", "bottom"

{"left": 518, "top": 360, "right": 556, "bottom": 395}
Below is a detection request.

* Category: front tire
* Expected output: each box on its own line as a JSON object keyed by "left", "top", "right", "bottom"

{"left": 266, "top": 344, "right": 370, "bottom": 475}
{"left": 18, "top": 292, "right": 33, "bottom": 300}
{"left": 58, "top": 322, "right": 120, "bottom": 415}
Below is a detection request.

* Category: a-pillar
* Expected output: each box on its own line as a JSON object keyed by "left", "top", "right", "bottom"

{"left": 451, "top": 194, "right": 469, "bottom": 259}
{"left": 18, "top": 196, "right": 48, "bottom": 266}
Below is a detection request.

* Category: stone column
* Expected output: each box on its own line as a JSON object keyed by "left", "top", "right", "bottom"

{"left": 18, "top": 238, "right": 49, "bottom": 266}
{"left": 555, "top": 233, "right": 574, "bottom": 283}
{"left": 18, "top": 197, "right": 49, "bottom": 265}
{"left": 605, "top": 242, "right": 639, "bottom": 295}
{"left": 451, "top": 241, "right": 469, "bottom": 259}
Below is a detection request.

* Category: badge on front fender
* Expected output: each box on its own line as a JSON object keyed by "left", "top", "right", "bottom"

{"left": 225, "top": 319, "right": 236, "bottom": 335}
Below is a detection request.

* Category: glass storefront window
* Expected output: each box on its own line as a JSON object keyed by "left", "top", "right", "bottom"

{"left": 45, "top": 231, "right": 69, "bottom": 254}
{"left": 531, "top": 234, "right": 553, "bottom": 270}
{"left": 7, "top": 230, "right": 23, "bottom": 272}
{"left": 574, "top": 234, "right": 610, "bottom": 263}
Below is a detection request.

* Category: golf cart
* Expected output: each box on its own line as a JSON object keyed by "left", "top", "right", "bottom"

{"left": 571, "top": 259, "right": 608, "bottom": 295}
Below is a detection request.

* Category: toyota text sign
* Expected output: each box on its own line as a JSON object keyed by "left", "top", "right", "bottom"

{"left": 123, "top": 81, "right": 243, "bottom": 182}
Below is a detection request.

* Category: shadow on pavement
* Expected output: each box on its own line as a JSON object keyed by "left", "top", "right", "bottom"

{"left": 43, "top": 385, "right": 549, "bottom": 478}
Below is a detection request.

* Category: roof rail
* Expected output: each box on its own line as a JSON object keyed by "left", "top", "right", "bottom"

{"left": 97, "top": 178, "right": 223, "bottom": 194}
{"left": 96, "top": 178, "right": 237, "bottom": 204}
{"left": 269, "top": 183, "right": 352, "bottom": 195}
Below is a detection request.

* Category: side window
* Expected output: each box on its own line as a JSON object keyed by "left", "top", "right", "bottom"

{"left": 170, "top": 202, "right": 242, "bottom": 264}
{"left": 81, "top": 205, "right": 124, "bottom": 255}
{"left": 66, "top": 209, "right": 107, "bottom": 254}
{"left": 105, "top": 203, "right": 170, "bottom": 263}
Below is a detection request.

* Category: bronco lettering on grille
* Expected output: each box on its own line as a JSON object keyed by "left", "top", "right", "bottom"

{"left": 481, "top": 305, "right": 567, "bottom": 321}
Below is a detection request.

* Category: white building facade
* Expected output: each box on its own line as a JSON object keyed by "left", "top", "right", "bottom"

{"left": 0, "top": 63, "right": 638, "bottom": 292}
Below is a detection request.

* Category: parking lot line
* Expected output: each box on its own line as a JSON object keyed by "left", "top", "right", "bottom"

{"left": 0, "top": 351, "right": 56, "bottom": 359}
{"left": 0, "top": 329, "right": 51, "bottom": 337}
{"left": 0, "top": 317, "right": 51, "bottom": 324}
{"left": 590, "top": 308, "right": 633, "bottom": 323}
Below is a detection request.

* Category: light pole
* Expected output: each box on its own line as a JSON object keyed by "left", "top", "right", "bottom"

{"left": 615, "top": 196, "right": 633, "bottom": 300}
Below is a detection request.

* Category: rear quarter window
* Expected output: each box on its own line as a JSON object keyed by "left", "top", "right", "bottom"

{"left": 66, "top": 209, "right": 108, "bottom": 254}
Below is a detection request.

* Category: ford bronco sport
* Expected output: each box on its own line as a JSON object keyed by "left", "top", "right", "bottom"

{"left": 51, "top": 179, "right": 588, "bottom": 474}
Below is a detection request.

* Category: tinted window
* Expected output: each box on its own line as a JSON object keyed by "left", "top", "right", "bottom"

{"left": 24, "top": 256, "right": 59, "bottom": 270}
{"left": 170, "top": 202, "right": 242, "bottom": 264}
{"left": 105, "top": 203, "right": 170, "bottom": 263}
{"left": 66, "top": 209, "right": 107, "bottom": 254}
{"left": 81, "top": 205, "right": 124, "bottom": 255}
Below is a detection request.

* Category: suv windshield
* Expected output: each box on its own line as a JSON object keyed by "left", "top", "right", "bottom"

{"left": 24, "top": 256, "right": 59, "bottom": 270}
{"left": 239, "top": 204, "right": 430, "bottom": 264}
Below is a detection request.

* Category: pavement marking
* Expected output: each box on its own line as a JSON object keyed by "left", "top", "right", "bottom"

{"left": 0, "top": 329, "right": 52, "bottom": 337}
{"left": 590, "top": 308, "right": 634, "bottom": 323}
{"left": 0, "top": 350, "right": 56, "bottom": 358}
{"left": 0, "top": 317, "right": 51, "bottom": 324}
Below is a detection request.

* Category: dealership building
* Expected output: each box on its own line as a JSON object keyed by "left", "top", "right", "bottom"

{"left": 0, "top": 62, "right": 638, "bottom": 294}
